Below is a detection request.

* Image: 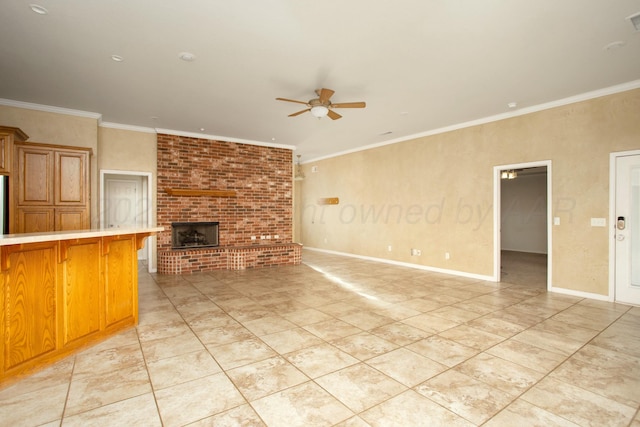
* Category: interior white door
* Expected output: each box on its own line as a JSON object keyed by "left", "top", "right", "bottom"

{"left": 615, "top": 154, "right": 640, "bottom": 305}
{"left": 105, "top": 177, "right": 142, "bottom": 229}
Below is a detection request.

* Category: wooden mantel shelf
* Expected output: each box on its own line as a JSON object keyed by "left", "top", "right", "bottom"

{"left": 165, "top": 188, "right": 237, "bottom": 197}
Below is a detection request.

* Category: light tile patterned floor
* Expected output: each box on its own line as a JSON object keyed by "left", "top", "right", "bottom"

{"left": 1, "top": 250, "right": 640, "bottom": 426}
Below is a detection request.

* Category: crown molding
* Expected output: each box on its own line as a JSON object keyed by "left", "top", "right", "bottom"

{"left": 155, "top": 128, "right": 296, "bottom": 151}
{"left": 306, "top": 80, "right": 640, "bottom": 163}
{"left": 0, "top": 98, "right": 102, "bottom": 120}
{"left": 100, "top": 121, "right": 156, "bottom": 134}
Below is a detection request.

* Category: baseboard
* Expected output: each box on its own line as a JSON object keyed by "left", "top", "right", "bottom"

{"left": 303, "top": 247, "right": 494, "bottom": 282}
{"left": 548, "top": 285, "right": 610, "bottom": 301}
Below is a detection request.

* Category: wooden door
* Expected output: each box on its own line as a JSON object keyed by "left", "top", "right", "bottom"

{"left": 0, "top": 126, "right": 28, "bottom": 175}
{"left": 55, "top": 207, "right": 88, "bottom": 231}
{"left": 55, "top": 150, "right": 88, "bottom": 205}
{"left": 17, "top": 207, "right": 55, "bottom": 233}
{"left": 16, "top": 146, "right": 54, "bottom": 205}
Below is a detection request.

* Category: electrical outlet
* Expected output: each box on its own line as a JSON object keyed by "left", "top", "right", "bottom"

{"left": 445, "top": 252, "right": 450, "bottom": 260}
{"left": 387, "top": 245, "right": 392, "bottom": 251}
{"left": 411, "top": 248, "right": 421, "bottom": 256}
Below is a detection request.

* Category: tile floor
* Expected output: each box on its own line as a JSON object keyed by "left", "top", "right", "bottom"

{"left": 1, "top": 250, "right": 639, "bottom": 426}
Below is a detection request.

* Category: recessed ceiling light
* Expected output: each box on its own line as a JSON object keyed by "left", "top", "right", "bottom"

{"left": 199, "top": 128, "right": 205, "bottom": 132}
{"left": 29, "top": 4, "right": 48, "bottom": 14}
{"left": 111, "top": 55, "right": 124, "bottom": 62}
{"left": 603, "top": 40, "right": 627, "bottom": 51}
{"left": 179, "top": 52, "right": 196, "bottom": 62}
{"left": 507, "top": 102, "right": 517, "bottom": 109}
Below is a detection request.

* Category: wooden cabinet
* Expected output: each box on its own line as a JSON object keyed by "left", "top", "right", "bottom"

{"left": 0, "top": 231, "right": 152, "bottom": 385}
{"left": 12, "top": 142, "right": 91, "bottom": 233}
{"left": 0, "top": 126, "right": 29, "bottom": 175}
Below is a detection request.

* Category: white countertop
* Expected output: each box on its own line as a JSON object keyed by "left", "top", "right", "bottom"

{"left": 0, "top": 227, "right": 164, "bottom": 246}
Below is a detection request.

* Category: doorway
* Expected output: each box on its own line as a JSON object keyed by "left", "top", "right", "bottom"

{"left": 100, "top": 170, "right": 153, "bottom": 271}
{"left": 493, "top": 161, "right": 552, "bottom": 289}
{"left": 609, "top": 151, "right": 640, "bottom": 305}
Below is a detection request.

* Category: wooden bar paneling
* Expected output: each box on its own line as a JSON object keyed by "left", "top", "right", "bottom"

{"left": 3, "top": 243, "right": 58, "bottom": 371}
{"left": 61, "top": 238, "right": 102, "bottom": 345}
{"left": 103, "top": 235, "right": 137, "bottom": 327}
{"left": 0, "top": 231, "right": 154, "bottom": 386}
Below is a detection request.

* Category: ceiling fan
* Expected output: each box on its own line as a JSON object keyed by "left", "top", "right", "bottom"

{"left": 276, "top": 88, "right": 366, "bottom": 120}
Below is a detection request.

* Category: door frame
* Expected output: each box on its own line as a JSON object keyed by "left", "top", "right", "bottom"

{"left": 493, "top": 160, "right": 552, "bottom": 289}
{"left": 100, "top": 169, "right": 154, "bottom": 272}
{"left": 608, "top": 149, "right": 640, "bottom": 302}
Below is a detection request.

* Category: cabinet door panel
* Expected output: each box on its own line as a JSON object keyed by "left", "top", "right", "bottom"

{"left": 17, "top": 207, "right": 55, "bottom": 233}
{"left": 55, "top": 208, "right": 88, "bottom": 231}
{"left": 62, "top": 239, "right": 102, "bottom": 345}
{"left": 17, "top": 147, "right": 53, "bottom": 205}
{"left": 4, "top": 244, "right": 57, "bottom": 370}
{"left": 0, "top": 134, "right": 8, "bottom": 173}
{"left": 56, "top": 151, "right": 88, "bottom": 205}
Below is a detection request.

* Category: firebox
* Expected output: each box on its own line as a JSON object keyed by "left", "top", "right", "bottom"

{"left": 171, "top": 222, "right": 219, "bottom": 249}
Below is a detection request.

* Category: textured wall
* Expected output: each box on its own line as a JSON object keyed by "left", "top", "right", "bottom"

{"left": 156, "top": 133, "right": 293, "bottom": 251}
{"left": 297, "top": 88, "right": 640, "bottom": 296}
{"left": 0, "top": 105, "right": 100, "bottom": 228}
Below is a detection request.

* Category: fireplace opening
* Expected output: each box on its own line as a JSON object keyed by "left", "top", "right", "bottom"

{"left": 171, "top": 222, "right": 219, "bottom": 249}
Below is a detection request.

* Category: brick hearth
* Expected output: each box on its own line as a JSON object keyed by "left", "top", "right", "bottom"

{"left": 156, "top": 133, "right": 300, "bottom": 274}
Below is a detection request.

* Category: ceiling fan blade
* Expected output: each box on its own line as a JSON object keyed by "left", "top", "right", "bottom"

{"left": 327, "top": 109, "right": 342, "bottom": 120}
{"left": 288, "top": 108, "right": 310, "bottom": 117}
{"left": 330, "top": 102, "right": 366, "bottom": 109}
{"left": 318, "top": 88, "right": 335, "bottom": 103}
{"left": 276, "top": 97, "right": 309, "bottom": 106}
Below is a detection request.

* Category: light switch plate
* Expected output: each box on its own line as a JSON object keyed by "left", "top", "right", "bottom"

{"left": 591, "top": 218, "right": 606, "bottom": 227}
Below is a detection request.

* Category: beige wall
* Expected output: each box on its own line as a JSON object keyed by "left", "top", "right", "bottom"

{"left": 98, "top": 126, "right": 158, "bottom": 269}
{"left": 0, "top": 105, "right": 100, "bottom": 227}
{"left": 0, "top": 106, "right": 160, "bottom": 269}
{"left": 297, "top": 89, "right": 640, "bottom": 297}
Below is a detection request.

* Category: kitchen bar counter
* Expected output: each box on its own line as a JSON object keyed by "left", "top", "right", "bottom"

{"left": 0, "top": 226, "right": 164, "bottom": 245}
{"left": 0, "top": 227, "right": 162, "bottom": 386}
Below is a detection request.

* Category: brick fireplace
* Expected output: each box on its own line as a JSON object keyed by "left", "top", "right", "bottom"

{"left": 157, "top": 133, "right": 301, "bottom": 274}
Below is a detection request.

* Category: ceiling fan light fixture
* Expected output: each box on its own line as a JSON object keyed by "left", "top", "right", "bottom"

{"left": 310, "top": 105, "right": 329, "bottom": 118}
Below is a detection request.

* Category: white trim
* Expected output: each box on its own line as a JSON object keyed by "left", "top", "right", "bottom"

{"left": 548, "top": 286, "right": 610, "bottom": 302}
{"left": 493, "top": 160, "right": 552, "bottom": 289}
{"left": 304, "top": 247, "right": 494, "bottom": 282}
{"left": 305, "top": 80, "right": 640, "bottom": 163}
{"left": 155, "top": 128, "right": 296, "bottom": 151}
{"left": 609, "top": 149, "right": 640, "bottom": 302}
{"left": 100, "top": 121, "right": 156, "bottom": 134}
{"left": 0, "top": 98, "right": 102, "bottom": 120}
{"left": 100, "top": 169, "right": 156, "bottom": 273}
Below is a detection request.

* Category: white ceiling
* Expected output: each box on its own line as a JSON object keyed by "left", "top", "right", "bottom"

{"left": 1, "top": 1, "right": 639, "bottom": 161}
